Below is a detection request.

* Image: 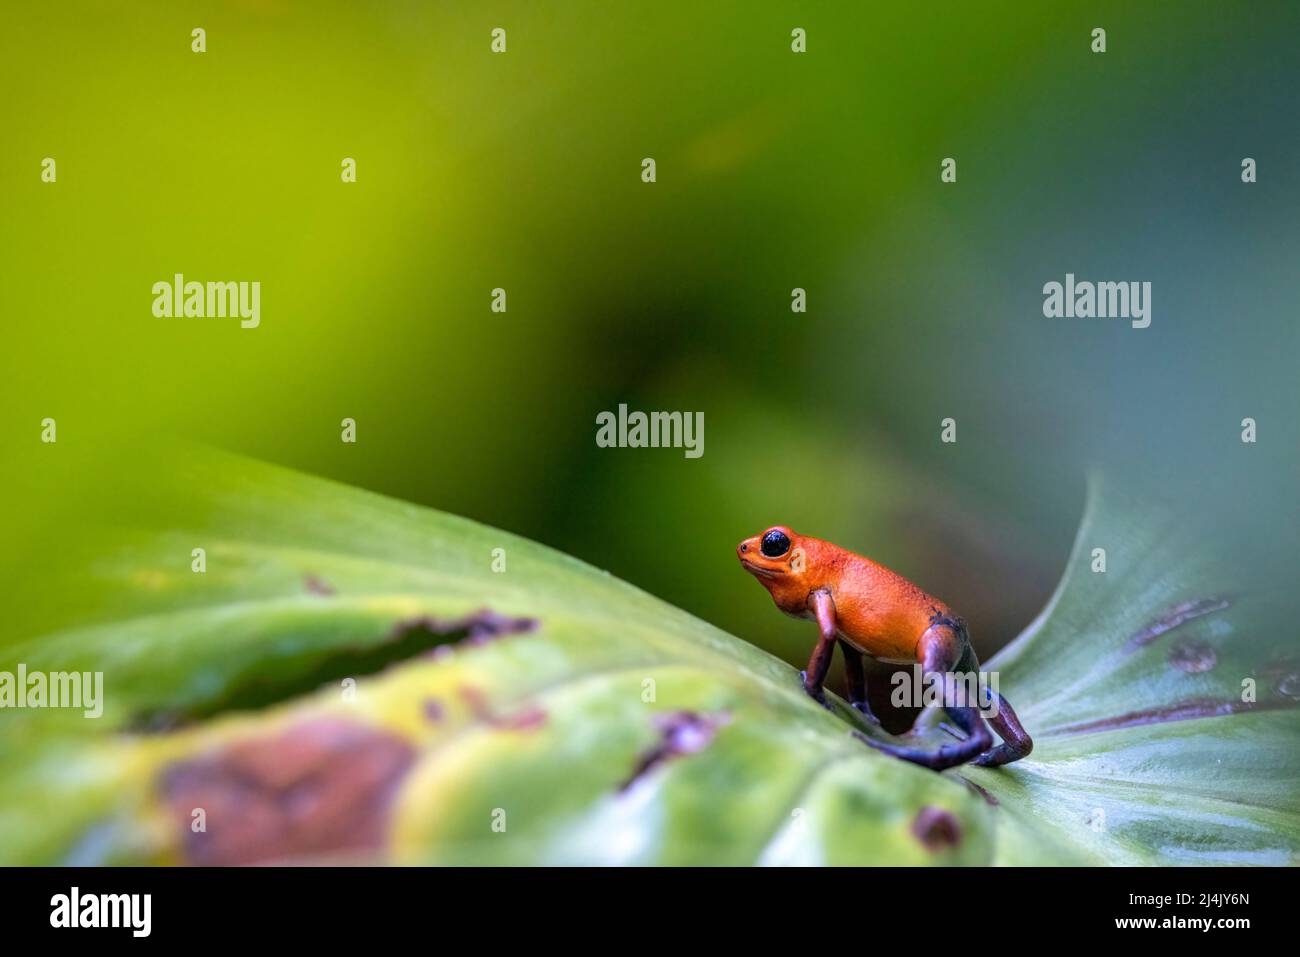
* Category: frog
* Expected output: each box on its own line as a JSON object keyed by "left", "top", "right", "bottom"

{"left": 738, "top": 526, "right": 1032, "bottom": 770}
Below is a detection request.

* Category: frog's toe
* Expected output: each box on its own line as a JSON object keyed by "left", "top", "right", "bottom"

{"left": 798, "top": 670, "right": 835, "bottom": 711}
{"left": 851, "top": 700, "right": 882, "bottom": 725}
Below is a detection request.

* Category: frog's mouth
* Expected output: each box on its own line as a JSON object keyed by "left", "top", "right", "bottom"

{"left": 739, "top": 558, "right": 781, "bottom": 579}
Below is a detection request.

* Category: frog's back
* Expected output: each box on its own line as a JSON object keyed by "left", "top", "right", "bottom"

{"left": 829, "top": 552, "right": 952, "bottom": 661}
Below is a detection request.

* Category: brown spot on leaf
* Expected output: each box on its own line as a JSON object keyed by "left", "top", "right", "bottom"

{"left": 459, "top": 685, "right": 491, "bottom": 716}
{"left": 303, "top": 574, "right": 336, "bottom": 596}
{"left": 912, "top": 806, "right": 962, "bottom": 851}
{"left": 621, "top": 710, "right": 730, "bottom": 792}
{"left": 405, "top": 610, "right": 538, "bottom": 660}
{"left": 456, "top": 685, "right": 547, "bottom": 732}
{"left": 159, "top": 718, "right": 415, "bottom": 865}
{"left": 1044, "top": 695, "right": 1298, "bottom": 736}
{"left": 957, "top": 775, "right": 999, "bottom": 806}
{"left": 498, "top": 706, "right": 548, "bottom": 731}
{"left": 1169, "top": 640, "right": 1217, "bottom": 674}
{"left": 1125, "top": 597, "right": 1229, "bottom": 651}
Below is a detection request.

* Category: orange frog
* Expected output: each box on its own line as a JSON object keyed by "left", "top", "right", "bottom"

{"left": 738, "top": 526, "right": 1032, "bottom": 770}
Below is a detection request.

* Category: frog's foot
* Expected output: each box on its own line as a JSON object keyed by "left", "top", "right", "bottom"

{"left": 798, "top": 670, "right": 835, "bottom": 712}
{"left": 850, "top": 705, "right": 992, "bottom": 772}
{"left": 939, "top": 721, "right": 966, "bottom": 740}
{"left": 850, "top": 700, "right": 881, "bottom": 726}
{"left": 971, "top": 689, "right": 1034, "bottom": 767}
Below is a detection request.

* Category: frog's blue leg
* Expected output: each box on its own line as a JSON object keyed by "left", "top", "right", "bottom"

{"left": 850, "top": 620, "right": 992, "bottom": 771}
{"left": 839, "top": 642, "right": 880, "bottom": 725}
{"left": 973, "top": 690, "right": 1033, "bottom": 767}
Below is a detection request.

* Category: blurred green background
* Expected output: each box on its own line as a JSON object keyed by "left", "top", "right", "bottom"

{"left": 3, "top": 2, "right": 1297, "bottom": 689}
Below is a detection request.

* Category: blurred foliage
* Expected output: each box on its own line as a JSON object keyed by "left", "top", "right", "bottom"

{"left": 4, "top": 2, "right": 1297, "bottom": 678}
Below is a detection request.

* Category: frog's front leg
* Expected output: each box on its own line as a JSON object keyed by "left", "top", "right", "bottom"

{"left": 798, "top": 589, "right": 839, "bottom": 710}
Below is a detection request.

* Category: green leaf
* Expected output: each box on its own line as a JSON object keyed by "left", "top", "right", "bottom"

{"left": 963, "top": 476, "right": 1300, "bottom": 865}
{"left": 0, "top": 454, "right": 1295, "bottom": 865}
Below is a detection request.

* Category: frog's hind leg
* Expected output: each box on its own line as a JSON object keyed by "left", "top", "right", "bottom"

{"left": 973, "top": 691, "right": 1033, "bottom": 767}
{"left": 852, "top": 697, "right": 991, "bottom": 771}
{"left": 851, "top": 617, "right": 991, "bottom": 771}
{"left": 840, "top": 642, "right": 880, "bottom": 724}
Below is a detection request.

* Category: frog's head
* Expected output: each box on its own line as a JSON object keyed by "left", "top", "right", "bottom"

{"left": 737, "top": 526, "right": 818, "bottom": 613}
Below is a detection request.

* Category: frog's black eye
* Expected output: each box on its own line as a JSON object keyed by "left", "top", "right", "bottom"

{"left": 761, "top": 529, "right": 791, "bottom": 558}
